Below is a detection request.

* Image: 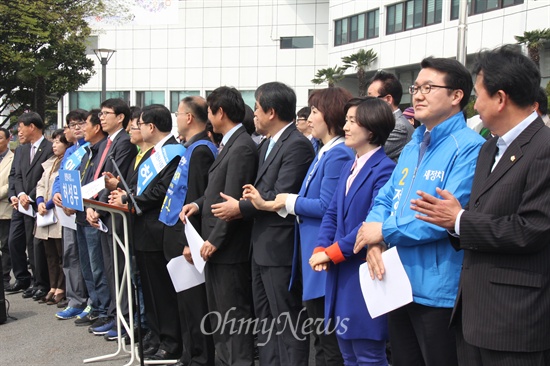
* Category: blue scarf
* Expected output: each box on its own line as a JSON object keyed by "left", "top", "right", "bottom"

{"left": 137, "top": 144, "right": 186, "bottom": 195}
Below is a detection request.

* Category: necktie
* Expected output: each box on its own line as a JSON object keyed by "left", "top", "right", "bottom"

{"left": 94, "top": 138, "right": 112, "bottom": 180}
{"left": 417, "top": 131, "right": 431, "bottom": 166}
{"left": 264, "top": 138, "right": 275, "bottom": 161}
{"left": 151, "top": 147, "right": 156, "bottom": 155}
{"left": 30, "top": 145, "right": 36, "bottom": 163}
{"left": 218, "top": 142, "right": 224, "bottom": 154}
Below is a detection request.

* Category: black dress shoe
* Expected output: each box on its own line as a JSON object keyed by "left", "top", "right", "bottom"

{"left": 22, "top": 286, "right": 37, "bottom": 298}
{"left": 32, "top": 288, "right": 49, "bottom": 301}
{"left": 142, "top": 345, "right": 159, "bottom": 357}
{"left": 5, "top": 280, "right": 30, "bottom": 293}
{"left": 146, "top": 348, "right": 178, "bottom": 361}
{"left": 172, "top": 360, "right": 190, "bottom": 366}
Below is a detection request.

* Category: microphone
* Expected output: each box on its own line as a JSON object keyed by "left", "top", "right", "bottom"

{"left": 108, "top": 154, "right": 142, "bottom": 216}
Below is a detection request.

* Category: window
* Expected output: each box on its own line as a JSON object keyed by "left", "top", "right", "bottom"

{"left": 170, "top": 90, "right": 200, "bottom": 112}
{"left": 450, "top": 0, "right": 524, "bottom": 20}
{"left": 69, "top": 91, "right": 130, "bottom": 111}
{"left": 136, "top": 91, "right": 165, "bottom": 107}
{"left": 280, "top": 36, "right": 313, "bottom": 49}
{"left": 387, "top": 0, "right": 442, "bottom": 35}
{"left": 335, "top": 9, "right": 379, "bottom": 47}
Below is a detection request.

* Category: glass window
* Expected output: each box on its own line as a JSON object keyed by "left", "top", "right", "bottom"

{"left": 69, "top": 91, "right": 130, "bottom": 111}
{"left": 341, "top": 19, "right": 349, "bottom": 45}
{"left": 350, "top": 15, "right": 359, "bottom": 42}
{"left": 170, "top": 90, "right": 200, "bottom": 112}
{"left": 335, "top": 9, "right": 378, "bottom": 46}
{"left": 389, "top": 0, "right": 441, "bottom": 33}
{"left": 280, "top": 36, "right": 314, "bottom": 49}
{"left": 136, "top": 91, "right": 165, "bottom": 107}
{"left": 367, "top": 9, "right": 380, "bottom": 38}
{"left": 335, "top": 19, "right": 343, "bottom": 46}
{"left": 240, "top": 90, "right": 256, "bottom": 110}
{"left": 451, "top": 0, "right": 523, "bottom": 19}
{"left": 426, "top": 0, "right": 443, "bottom": 24}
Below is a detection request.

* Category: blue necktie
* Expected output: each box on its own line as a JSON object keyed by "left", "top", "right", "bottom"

{"left": 417, "top": 131, "right": 431, "bottom": 166}
{"left": 264, "top": 138, "right": 275, "bottom": 161}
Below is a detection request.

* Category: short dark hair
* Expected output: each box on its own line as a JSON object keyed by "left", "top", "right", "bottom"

{"left": 297, "top": 106, "right": 311, "bottom": 120}
{"left": 0, "top": 128, "right": 10, "bottom": 140}
{"left": 87, "top": 109, "right": 107, "bottom": 137}
{"left": 18, "top": 112, "right": 45, "bottom": 130}
{"left": 308, "top": 87, "right": 353, "bottom": 137}
{"left": 368, "top": 71, "right": 404, "bottom": 105}
{"left": 255, "top": 82, "right": 296, "bottom": 123}
{"left": 242, "top": 104, "right": 256, "bottom": 135}
{"left": 182, "top": 96, "right": 208, "bottom": 124}
{"left": 65, "top": 109, "right": 87, "bottom": 124}
{"left": 140, "top": 104, "right": 173, "bottom": 133}
{"left": 537, "top": 87, "right": 548, "bottom": 115}
{"left": 472, "top": 45, "right": 540, "bottom": 108}
{"left": 52, "top": 128, "right": 71, "bottom": 146}
{"left": 345, "top": 97, "right": 395, "bottom": 146}
{"left": 207, "top": 86, "right": 246, "bottom": 124}
{"left": 420, "top": 57, "right": 473, "bottom": 110}
{"left": 130, "top": 106, "right": 142, "bottom": 121}
{"left": 100, "top": 98, "right": 131, "bottom": 129}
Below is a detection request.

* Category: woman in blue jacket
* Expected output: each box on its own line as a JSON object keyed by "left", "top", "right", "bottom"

{"left": 243, "top": 87, "right": 354, "bottom": 365}
{"left": 309, "top": 97, "right": 396, "bottom": 366}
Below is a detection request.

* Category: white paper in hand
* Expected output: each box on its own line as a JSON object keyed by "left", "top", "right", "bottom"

{"left": 166, "top": 255, "right": 205, "bottom": 292}
{"left": 55, "top": 206, "right": 76, "bottom": 230}
{"left": 36, "top": 209, "right": 57, "bottom": 227}
{"left": 184, "top": 220, "right": 206, "bottom": 273}
{"left": 359, "top": 247, "right": 413, "bottom": 318}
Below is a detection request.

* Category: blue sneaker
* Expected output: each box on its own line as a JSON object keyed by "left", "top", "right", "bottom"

{"left": 56, "top": 306, "right": 84, "bottom": 320}
{"left": 91, "top": 318, "right": 115, "bottom": 335}
{"left": 104, "top": 327, "right": 127, "bottom": 341}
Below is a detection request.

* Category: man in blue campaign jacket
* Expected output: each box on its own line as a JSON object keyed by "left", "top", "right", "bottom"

{"left": 354, "top": 57, "right": 485, "bottom": 366}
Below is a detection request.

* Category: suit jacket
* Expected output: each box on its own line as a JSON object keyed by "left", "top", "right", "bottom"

{"left": 131, "top": 136, "right": 180, "bottom": 252}
{"left": 13, "top": 137, "right": 54, "bottom": 204}
{"left": 240, "top": 124, "right": 314, "bottom": 267}
{"left": 163, "top": 131, "right": 215, "bottom": 260}
{"left": 450, "top": 117, "right": 550, "bottom": 352}
{"left": 0, "top": 150, "right": 14, "bottom": 219}
{"left": 385, "top": 109, "right": 414, "bottom": 162}
{"left": 196, "top": 125, "right": 258, "bottom": 264}
{"left": 317, "top": 148, "right": 394, "bottom": 340}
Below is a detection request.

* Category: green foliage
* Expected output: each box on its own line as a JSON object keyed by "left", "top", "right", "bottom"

{"left": 0, "top": 0, "right": 129, "bottom": 128}
{"left": 341, "top": 49, "right": 377, "bottom": 96}
{"left": 515, "top": 28, "right": 550, "bottom": 68}
{"left": 464, "top": 97, "right": 476, "bottom": 119}
{"left": 311, "top": 65, "right": 346, "bottom": 88}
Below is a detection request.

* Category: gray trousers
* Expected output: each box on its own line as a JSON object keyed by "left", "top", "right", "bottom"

{"left": 63, "top": 227, "right": 88, "bottom": 308}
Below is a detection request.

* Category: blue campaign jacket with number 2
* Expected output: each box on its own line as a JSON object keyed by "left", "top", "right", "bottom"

{"left": 366, "top": 112, "right": 485, "bottom": 308}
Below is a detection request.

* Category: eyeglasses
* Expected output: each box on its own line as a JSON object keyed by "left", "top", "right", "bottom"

{"left": 409, "top": 84, "right": 455, "bottom": 95}
{"left": 98, "top": 111, "right": 117, "bottom": 118}
{"left": 136, "top": 120, "right": 152, "bottom": 128}
{"left": 68, "top": 121, "right": 86, "bottom": 129}
{"left": 174, "top": 111, "right": 193, "bottom": 118}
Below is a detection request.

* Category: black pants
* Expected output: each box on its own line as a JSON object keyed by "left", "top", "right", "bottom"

{"left": 304, "top": 296, "right": 343, "bottom": 366}
{"left": 456, "top": 321, "right": 550, "bottom": 366}
{"left": 388, "top": 302, "right": 457, "bottom": 366}
{"left": 0, "top": 219, "right": 11, "bottom": 285}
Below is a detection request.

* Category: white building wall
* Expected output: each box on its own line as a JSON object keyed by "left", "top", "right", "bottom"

{"left": 64, "top": 0, "right": 331, "bottom": 116}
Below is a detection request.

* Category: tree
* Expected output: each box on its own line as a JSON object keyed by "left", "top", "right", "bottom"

{"left": 341, "top": 49, "right": 377, "bottom": 96}
{"left": 515, "top": 28, "right": 550, "bottom": 69}
{"left": 0, "top": 0, "right": 130, "bottom": 128}
{"left": 311, "top": 65, "right": 346, "bottom": 88}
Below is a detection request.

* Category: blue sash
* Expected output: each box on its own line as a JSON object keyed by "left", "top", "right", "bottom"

{"left": 159, "top": 140, "right": 217, "bottom": 226}
{"left": 137, "top": 144, "right": 186, "bottom": 195}
{"left": 64, "top": 142, "right": 90, "bottom": 170}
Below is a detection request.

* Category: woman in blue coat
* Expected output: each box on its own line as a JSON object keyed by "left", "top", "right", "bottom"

{"left": 309, "top": 97, "right": 396, "bottom": 366}
{"left": 243, "top": 87, "right": 354, "bottom": 365}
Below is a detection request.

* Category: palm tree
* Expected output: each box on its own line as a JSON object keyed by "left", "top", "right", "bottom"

{"left": 515, "top": 28, "right": 550, "bottom": 69}
{"left": 311, "top": 65, "right": 346, "bottom": 88}
{"left": 341, "top": 49, "right": 378, "bottom": 96}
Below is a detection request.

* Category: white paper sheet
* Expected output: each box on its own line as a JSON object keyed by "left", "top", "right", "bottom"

{"left": 184, "top": 220, "right": 206, "bottom": 274}
{"left": 18, "top": 201, "right": 36, "bottom": 217}
{"left": 97, "top": 219, "right": 108, "bottom": 233}
{"left": 166, "top": 255, "right": 205, "bottom": 292}
{"left": 359, "top": 247, "right": 413, "bottom": 318}
{"left": 55, "top": 206, "right": 77, "bottom": 230}
{"left": 36, "top": 209, "right": 57, "bottom": 227}
{"left": 81, "top": 177, "right": 106, "bottom": 199}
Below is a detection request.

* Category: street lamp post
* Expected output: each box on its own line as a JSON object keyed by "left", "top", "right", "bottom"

{"left": 93, "top": 48, "right": 116, "bottom": 102}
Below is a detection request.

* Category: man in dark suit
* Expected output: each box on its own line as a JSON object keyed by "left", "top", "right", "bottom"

{"left": 180, "top": 86, "right": 258, "bottom": 366}
{"left": 7, "top": 112, "right": 53, "bottom": 298}
{"left": 110, "top": 104, "right": 184, "bottom": 361}
{"left": 213, "top": 82, "right": 314, "bottom": 365}
{"left": 86, "top": 98, "right": 137, "bottom": 334}
{"left": 163, "top": 96, "right": 216, "bottom": 366}
{"left": 412, "top": 46, "right": 550, "bottom": 365}
{"left": 367, "top": 71, "right": 414, "bottom": 162}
